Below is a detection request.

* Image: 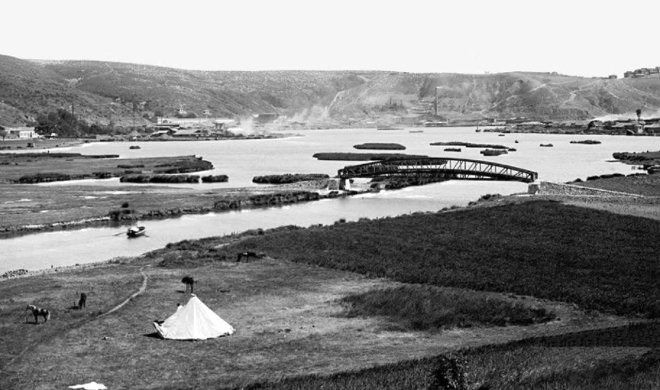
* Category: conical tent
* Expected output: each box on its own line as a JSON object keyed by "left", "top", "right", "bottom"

{"left": 153, "top": 295, "right": 234, "bottom": 340}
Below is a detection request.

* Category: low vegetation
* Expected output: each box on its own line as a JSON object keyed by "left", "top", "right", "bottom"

{"left": 0, "top": 154, "right": 212, "bottom": 184}
{"left": 312, "top": 152, "right": 427, "bottom": 161}
{"left": 569, "top": 173, "right": 659, "bottom": 196}
{"left": 220, "top": 201, "right": 659, "bottom": 317}
{"left": 430, "top": 142, "right": 515, "bottom": 151}
{"left": 120, "top": 174, "right": 200, "bottom": 184}
{"left": 353, "top": 143, "right": 406, "bottom": 150}
{"left": 341, "top": 285, "right": 555, "bottom": 330}
{"left": 201, "top": 174, "right": 229, "bottom": 183}
{"left": 463, "top": 321, "right": 660, "bottom": 389}
{"left": 613, "top": 150, "right": 660, "bottom": 166}
{"left": 252, "top": 173, "right": 329, "bottom": 184}
{"left": 238, "top": 354, "right": 467, "bottom": 390}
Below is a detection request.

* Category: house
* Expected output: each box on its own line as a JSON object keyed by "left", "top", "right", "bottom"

{"left": 5, "top": 127, "right": 38, "bottom": 139}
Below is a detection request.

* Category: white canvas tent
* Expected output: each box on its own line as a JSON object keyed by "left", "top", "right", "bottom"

{"left": 153, "top": 295, "right": 234, "bottom": 340}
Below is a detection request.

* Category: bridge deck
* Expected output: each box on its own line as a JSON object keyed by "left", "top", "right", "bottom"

{"left": 337, "top": 157, "right": 538, "bottom": 183}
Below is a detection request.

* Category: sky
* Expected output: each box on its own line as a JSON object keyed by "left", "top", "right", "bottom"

{"left": 1, "top": 0, "right": 659, "bottom": 77}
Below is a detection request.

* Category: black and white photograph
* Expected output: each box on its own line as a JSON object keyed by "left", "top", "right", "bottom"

{"left": 0, "top": 0, "right": 658, "bottom": 389}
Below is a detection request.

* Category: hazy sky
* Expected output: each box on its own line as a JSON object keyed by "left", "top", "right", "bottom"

{"left": 2, "top": 0, "right": 659, "bottom": 77}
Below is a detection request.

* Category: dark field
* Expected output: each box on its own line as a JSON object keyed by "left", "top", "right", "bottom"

{"left": 218, "top": 201, "right": 659, "bottom": 318}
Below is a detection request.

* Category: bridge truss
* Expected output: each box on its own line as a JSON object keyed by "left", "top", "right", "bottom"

{"left": 337, "top": 157, "right": 538, "bottom": 183}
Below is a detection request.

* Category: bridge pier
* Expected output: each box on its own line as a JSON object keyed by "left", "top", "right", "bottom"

{"left": 338, "top": 178, "right": 348, "bottom": 190}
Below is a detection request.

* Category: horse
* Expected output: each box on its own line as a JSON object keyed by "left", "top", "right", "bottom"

{"left": 237, "top": 251, "right": 260, "bottom": 262}
{"left": 181, "top": 276, "right": 195, "bottom": 293}
{"left": 78, "top": 293, "right": 87, "bottom": 309}
{"left": 26, "top": 305, "right": 50, "bottom": 324}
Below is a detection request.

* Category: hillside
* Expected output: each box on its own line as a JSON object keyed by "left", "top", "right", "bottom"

{"left": 1, "top": 54, "right": 660, "bottom": 127}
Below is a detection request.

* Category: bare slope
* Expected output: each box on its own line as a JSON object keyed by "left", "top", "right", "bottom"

{"left": 1, "top": 54, "right": 660, "bottom": 126}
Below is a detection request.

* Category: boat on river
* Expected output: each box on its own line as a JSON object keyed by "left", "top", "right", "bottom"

{"left": 127, "top": 225, "right": 146, "bottom": 238}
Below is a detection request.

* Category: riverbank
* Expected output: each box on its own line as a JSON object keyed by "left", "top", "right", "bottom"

{"left": 0, "top": 138, "right": 85, "bottom": 150}
{"left": 0, "top": 153, "right": 213, "bottom": 184}
{"left": 0, "top": 179, "right": 360, "bottom": 236}
{"left": 1, "top": 196, "right": 657, "bottom": 388}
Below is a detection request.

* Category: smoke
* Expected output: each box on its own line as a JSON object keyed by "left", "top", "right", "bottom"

{"left": 592, "top": 108, "right": 660, "bottom": 122}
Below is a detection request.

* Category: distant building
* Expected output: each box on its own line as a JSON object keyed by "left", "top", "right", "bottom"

{"left": 608, "top": 74, "right": 617, "bottom": 79}
{"left": 213, "top": 118, "right": 236, "bottom": 132}
{"left": 4, "top": 127, "right": 38, "bottom": 139}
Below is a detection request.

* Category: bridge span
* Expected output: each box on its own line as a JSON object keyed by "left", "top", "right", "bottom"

{"left": 337, "top": 157, "right": 538, "bottom": 185}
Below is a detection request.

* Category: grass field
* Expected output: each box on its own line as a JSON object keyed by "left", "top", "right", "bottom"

{"left": 1, "top": 199, "right": 658, "bottom": 388}
{"left": 570, "top": 173, "right": 660, "bottom": 197}
{"left": 340, "top": 285, "right": 556, "bottom": 330}
{"left": 216, "top": 200, "right": 659, "bottom": 318}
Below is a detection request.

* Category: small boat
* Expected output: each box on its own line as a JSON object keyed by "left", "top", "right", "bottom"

{"left": 444, "top": 148, "right": 461, "bottom": 152}
{"left": 127, "top": 225, "right": 146, "bottom": 238}
{"left": 540, "top": 143, "right": 554, "bottom": 147}
{"left": 409, "top": 130, "right": 424, "bottom": 133}
{"left": 129, "top": 145, "right": 141, "bottom": 150}
{"left": 514, "top": 140, "right": 519, "bottom": 144}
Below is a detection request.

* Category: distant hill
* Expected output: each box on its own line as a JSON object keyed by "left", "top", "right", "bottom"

{"left": 1, "top": 54, "right": 660, "bottom": 127}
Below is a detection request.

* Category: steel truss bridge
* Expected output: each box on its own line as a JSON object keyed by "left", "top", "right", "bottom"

{"left": 337, "top": 157, "right": 538, "bottom": 183}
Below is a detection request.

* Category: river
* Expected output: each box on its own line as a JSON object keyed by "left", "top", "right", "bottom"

{"left": 1, "top": 127, "right": 657, "bottom": 273}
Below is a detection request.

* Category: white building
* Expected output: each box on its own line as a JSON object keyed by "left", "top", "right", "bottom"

{"left": 4, "top": 127, "right": 38, "bottom": 139}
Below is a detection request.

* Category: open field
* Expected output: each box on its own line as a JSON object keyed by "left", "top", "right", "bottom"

{"left": 0, "top": 254, "right": 633, "bottom": 389}
{"left": 1, "top": 199, "right": 658, "bottom": 388}
{"left": 215, "top": 200, "right": 659, "bottom": 318}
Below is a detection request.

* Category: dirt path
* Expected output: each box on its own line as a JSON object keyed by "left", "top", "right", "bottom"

{"left": 100, "top": 267, "right": 148, "bottom": 317}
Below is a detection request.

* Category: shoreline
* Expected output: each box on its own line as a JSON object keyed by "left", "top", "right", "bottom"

{"left": 0, "top": 182, "right": 363, "bottom": 238}
{"left": 4, "top": 174, "right": 657, "bottom": 278}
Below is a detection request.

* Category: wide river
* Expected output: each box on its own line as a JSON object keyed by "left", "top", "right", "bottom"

{"left": 1, "top": 127, "right": 658, "bottom": 273}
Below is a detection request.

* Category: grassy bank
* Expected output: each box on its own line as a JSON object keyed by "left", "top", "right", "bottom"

{"left": 253, "top": 173, "right": 329, "bottom": 184}
{"left": 217, "top": 201, "right": 659, "bottom": 317}
{"left": 0, "top": 153, "right": 213, "bottom": 183}
{"left": 569, "top": 173, "right": 660, "bottom": 197}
